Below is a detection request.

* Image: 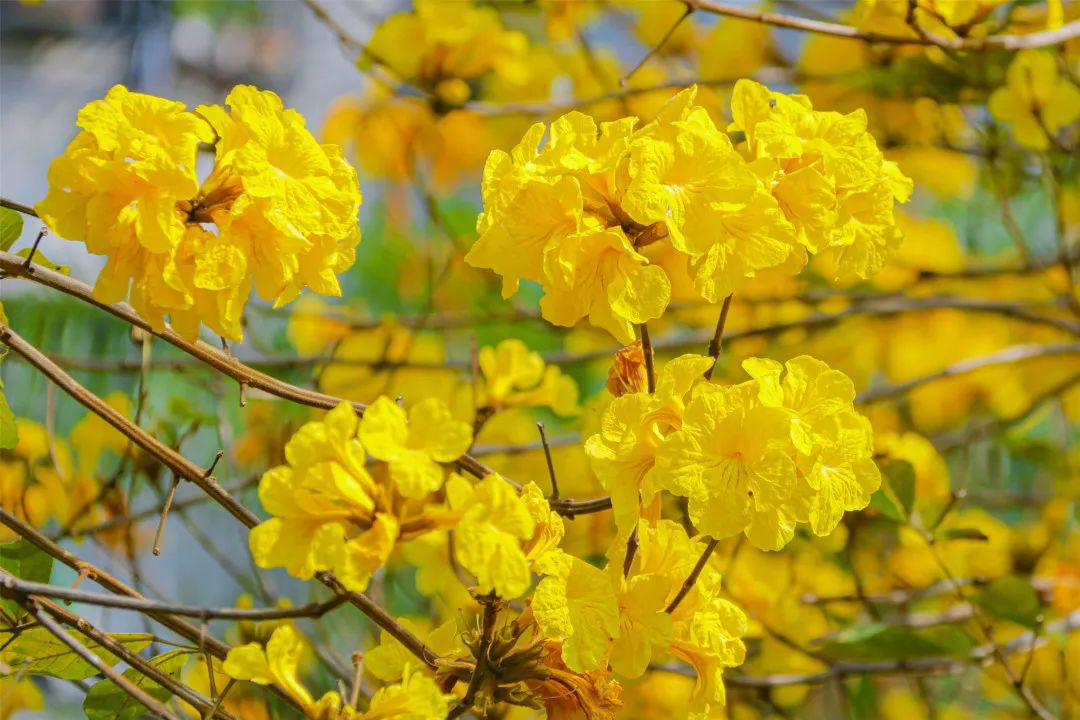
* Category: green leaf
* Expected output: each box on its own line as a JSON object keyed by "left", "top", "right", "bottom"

{"left": 819, "top": 623, "right": 976, "bottom": 662}
{"left": 0, "top": 539, "right": 54, "bottom": 621}
{"left": 939, "top": 527, "right": 989, "bottom": 542}
{"left": 15, "top": 247, "right": 69, "bottom": 275}
{"left": 884, "top": 460, "right": 915, "bottom": 517}
{"left": 869, "top": 486, "right": 906, "bottom": 523}
{"left": 869, "top": 460, "right": 915, "bottom": 523}
{"left": 2, "top": 628, "right": 153, "bottom": 680}
{"left": 83, "top": 649, "right": 192, "bottom": 720}
{"left": 849, "top": 674, "right": 878, "bottom": 720}
{"left": 0, "top": 207, "right": 23, "bottom": 251}
{"left": 972, "top": 575, "right": 1042, "bottom": 629}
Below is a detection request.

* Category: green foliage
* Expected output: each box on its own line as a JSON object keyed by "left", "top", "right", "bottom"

{"left": 869, "top": 459, "right": 916, "bottom": 523}
{"left": 83, "top": 648, "right": 192, "bottom": 720}
{"left": 0, "top": 207, "right": 22, "bottom": 251}
{"left": 15, "top": 247, "right": 69, "bottom": 274}
{"left": 2, "top": 628, "right": 153, "bottom": 680}
{"left": 972, "top": 576, "right": 1042, "bottom": 629}
{"left": 0, "top": 539, "right": 54, "bottom": 621}
{"left": 819, "top": 623, "right": 976, "bottom": 662}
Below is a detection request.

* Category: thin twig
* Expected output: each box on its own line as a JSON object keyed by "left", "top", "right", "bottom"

{"left": 639, "top": 323, "right": 656, "bottom": 394}
{"left": 19, "top": 600, "right": 180, "bottom": 720}
{"left": 666, "top": 537, "right": 720, "bottom": 613}
{"left": 536, "top": 422, "right": 559, "bottom": 501}
{"left": 857, "top": 342, "right": 1080, "bottom": 404}
{"left": 621, "top": 3, "right": 694, "bottom": 85}
{"left": 704, "top": 293, "right": 733, "bottom": 381}
{"left": 0, "top": 574, "right": 349, "bottom": 621}
{"left": 687, "top": 0, "right": 1080, "bottom": 50}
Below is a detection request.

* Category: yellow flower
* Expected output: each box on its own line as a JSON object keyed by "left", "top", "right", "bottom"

{"left": 656, "top": 381, "right": 799, "bottom": 550}
{"left": 69, "top": 391, "right": 132, "bottom": 474}
{"left": 540, "top": 226, "right": 671, "bottom": 343}
{"left": 669, "top": 599, "right": 749, "bottom": 712}
{"left": 447, "top": 474, "right": 535, "bottom": 598}
{"left": 532, "top": 552, "right": 621, "bottom": 672}
{"left": 223, "top": 625, "right": 318, "bottom": 712}
{"left": 364, "top": 0, "right": 527, "bottom": 103}
{"left": 362, "top": 665, "right": 453, "bottom": 720}
{"left": 466, "top": 112, "right": 671, "bottom": 343}
{"left": 586, "top": 354, "right": 714, "bottom": 534}
{"left": 730, "top": 79, "right": 911, "bottom": 283}
{"left": 533, "top": 517, "right": 744, "bottom": 691}
{"left": 360, "top": 396, "right": 472, "bottom": 499}
{"left": 477, "top": 339, "right": 579, "bottom": 417}
{"left": 989, "top": 49, "right": 1080, "bottom": 150}
{"left": 36, "top": 84, "right": 209, "bottom": 258}
{"left": 0, "top": 677, "right": 44, "bottom": 720}
{"left": 249, "top": 402, "right": 406, "bottom": 592}
{"left": 621, "top": 88, "right": 798, "bottom": 301}
{"left": 36, "top": 84, "right": 362, "bottom": 342}
{"left": 35, "top": 85, "right": 212, "bottom": 332}
{"left": 365, "top": 619, "right": 464, "bottom": 683}
{"left": 747, "top": 355, "right": 880, "bottom": 537}
{"left": 197, "top": 85, "right": 362, "bottom": 308}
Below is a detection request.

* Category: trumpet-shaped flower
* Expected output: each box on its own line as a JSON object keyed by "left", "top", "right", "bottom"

{"left": 621, "top": 91, "right": 798, "bottom": 301}
{"left": 477, "top": 339, "right": 579, "bottom": 417}
{"left": 249, "top": 401, "right": 447, "bottom": 593}
{"left": 586, "top": 355, "right": 715, "bottom": 534}
{"left": 446, "top": 474, "right": 536, "bottom": 598}
{"left": 360, "top": 396, "right": 472, "bottom": 499}
{"left": 223, "top": 626, "right": 319, "bottom": 712}
{"left": 744, "top": 355, "right": 881, "bottom": 537}
{"left": 656, "top": 382, "right": 800, "bottom": 551}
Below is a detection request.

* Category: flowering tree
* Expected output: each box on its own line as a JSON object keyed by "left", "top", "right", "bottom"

{"left": 1, "top": 1, "right": 1079, "bottom": 719}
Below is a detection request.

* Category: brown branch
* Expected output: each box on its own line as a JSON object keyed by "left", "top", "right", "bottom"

{"left": 16, "top": 591, "right": 236, "bottom": 720}
{"left": 666, "top": 537, "right": 719, "bottom": 614}
{"left": 19, "top": 599, "right": 180, "bottom": 720}
{"left": 0, "top": 321, "right": 444, "bottom": 673}
{"left": 687, "top": 0, "right": 1080, "bottom": 51}
{"left": 0, "top": 324, "right": 261, "bottom": 529}
{"left": 704, "top": 294, "right": 733, "bottom": 381}
{"left": 659, "top": 605, "right": 1080, "bottom": 689}
{"left": 0, "top": 508, "right": 234, "bottom": 663}
{"left": 0, "top": 197, "right": 37, "bottom": 217}
{"left": 621, "top": 2, "right": 694, "bottom": 85}
{"left": 925, "top": 544, "right": 1055, "bottom": 720}
{"left": 639, "top": 323, "right": 656, "bottom": 394}
{"left": 0, "top": 575, "right": 348, "bottom": 622}
{"left": 0, "top": 251, "right": 613, "bottom": 519}
{"left": 856, "top": 341, "right": 1080, "bottom": 404}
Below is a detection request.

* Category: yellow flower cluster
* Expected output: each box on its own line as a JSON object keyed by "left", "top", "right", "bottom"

{"left": 224, "top": 625, "right": 451, "bottom": 719}
{"left": 587, "top": 353, "right": 879, "bottom": 551}
{"left": 36, "top": 84, "right": 361, "bottom": 342}
{"left": 532, "top": 519, "right": 747, "bottom": 716}
{"left": 448, "top": 477, "right": 564, "bottom": 598}
{"left": 466, "top": 81, "right": 910, "bottom": 342}
{"left": 475, "top": 338, "right": 580, "bottom": 418}
{"left": 657, "top": 355, "right": 880, "bottom": 550}
{"left": 248, "top": 399, "right": 470, "bottom": 593}
{"left": 989, "top": 49, "right": 1080, "bottom": 150}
